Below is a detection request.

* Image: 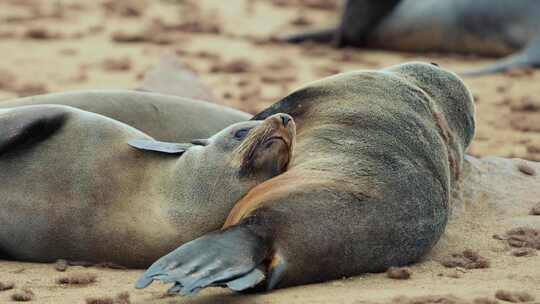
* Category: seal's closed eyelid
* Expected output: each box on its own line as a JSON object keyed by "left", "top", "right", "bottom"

{"left": 234, "top": 128, "right": 252, "bottom": 140}
{"left": 128, "top": 139, "right": 192, "bottom": 155}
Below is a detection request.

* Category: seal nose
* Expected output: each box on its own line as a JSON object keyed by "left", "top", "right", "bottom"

{"left": 280, "top": 114, "right": 291, "bottom": 127}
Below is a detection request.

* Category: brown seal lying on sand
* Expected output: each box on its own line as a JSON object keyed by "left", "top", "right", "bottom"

{"left": 135, "top": 62, "right": 476, "bottom": 293}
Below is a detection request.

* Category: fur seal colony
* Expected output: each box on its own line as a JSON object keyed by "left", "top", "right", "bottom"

{"left": 136, "top": 62, "right": 476, "bottom": 293}
{"left": 0, "top": 105, "right": 295, "bottom": 268}
{"left": 284, "top": 0, "right": 540, "bottom": 76}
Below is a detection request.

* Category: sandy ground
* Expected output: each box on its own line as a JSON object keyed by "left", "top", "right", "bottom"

{"left": 0, "top": 0, "right": 539, "bottom": 303}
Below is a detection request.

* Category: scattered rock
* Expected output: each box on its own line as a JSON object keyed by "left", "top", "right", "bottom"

{"left": 23, "top": 28, "right": 61, "bottom": 40}
{"left": 392, "top": 295, "right": 467, "bottom": 304}
{"left": 291, "top": 15, "right": 312, "bottom": 26}
{"left": 102, "top": 57, "right": 132, "bottom": 71}
{"left": 495, "top": 290, "right": 535, "bottom": 303}
{"left": 529, "top": 203, "right": 540, "bottom": 215}
{"left": 439, "top": 249, "right": 490, "bottom": 269}
{"left": 210, "top": 59, "right": 252, "bottom": 73}
{"left": 510, "top": 96, "right": 540, "bottom": 112}
{"left": 54, "top": 259, "right": 69, "bottom": 272}
{"left": 194, "top": 50, "right": 220, "bottom": 60}
{"left": 59, "top": 48, "right": 78, "bottom": 56}
{"left": 386, "top": 267, "right": 412, "bottom": 280}
{"left": 86, "top": 292, "right": 130, "bottom": 304}
{"left": 517, "top": 162, "right": 536, "bottom": 176}
{"left": 11, "top": 288, "right": 34, "bottom": 302}
{"left": 87, "top": 25, "right": 105, "bottom": 35}
{"left": 56, "top": 273, "right": 97, "bottom": 285}
{"left": 111, "top": 31, "right": 146, "bottom": 43}
{"left": 502, "top": 227, "right": 540, "bottom": 249}
{"left": 496, "top": 85, "right": 509, "bottom": 93}
{"left": 102, "top": 0, "right": 146, "bottom": 17}
{"left": 0, "top": 281, "right": 15, "bottom": 291}
{"left": 510, "top": 247, "right": 536, "bottom": 257}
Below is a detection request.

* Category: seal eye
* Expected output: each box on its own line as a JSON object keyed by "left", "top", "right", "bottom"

{"left": 234, "top": 128, "right": 251, "bottom": 140}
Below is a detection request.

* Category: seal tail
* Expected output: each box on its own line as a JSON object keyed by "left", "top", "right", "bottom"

{"left": 461, "top": 37, "right": 540, "bottom": 77}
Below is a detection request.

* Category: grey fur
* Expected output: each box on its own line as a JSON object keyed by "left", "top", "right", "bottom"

{"left": 0, "top": 105, "right": 292, "bottom": 268}
{"left": 0, "top": 90, "right": 251, "bottom": 143}
{"left": 285, "top": 0, "right": 540, "bottom": 75}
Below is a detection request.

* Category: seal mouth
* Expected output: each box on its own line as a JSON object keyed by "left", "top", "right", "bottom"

{"left": 265, "top": 135, "right": 292, "bottom": 171}
{"left": 265, "top": 136, "right": 290, "bottom": 151}
{"left": 233, "top": 113, "right": 296, "bottom": 177}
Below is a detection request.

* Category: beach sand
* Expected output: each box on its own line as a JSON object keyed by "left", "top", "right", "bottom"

{"left": 0, "top": 1, "right": 539, "bottom": 303}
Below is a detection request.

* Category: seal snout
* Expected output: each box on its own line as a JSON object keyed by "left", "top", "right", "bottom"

{"left": 280, "top": 114, "right": 291, "bottom": 127}
{"left": 266, "top": 113, "right": 295, "bottom": 152}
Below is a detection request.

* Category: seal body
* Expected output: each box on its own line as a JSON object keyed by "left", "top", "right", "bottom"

{"left": 0, "top": 90, "right": 251, "bottom": 142}
{"left": 136, "top": 62, "right": 476, "bottom": 293}
{"left": 286, "top": 0, "right": 540, "bottom": 75}
{"left": 0, "top": 105, "right": 293, "bottom": 267}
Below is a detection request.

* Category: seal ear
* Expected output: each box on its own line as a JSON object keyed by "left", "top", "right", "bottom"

{"left": 128, "top": 139, "right": 192, "bottom": 155}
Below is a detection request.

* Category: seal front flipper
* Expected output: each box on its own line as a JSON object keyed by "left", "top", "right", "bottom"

{"left": 0, "top": 106, "right": 68, "bottom": 156}
{"left": 135, "top": 226, "right": 270, "bottom": 295}
{"left": 462, "top": 36, "right": 540, "bottom": 76}
{"left": 128, "top": 139, "right": 193, "bottom": 155}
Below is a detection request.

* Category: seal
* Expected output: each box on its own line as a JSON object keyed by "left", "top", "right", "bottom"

{"left": 284, "top": 0, "right": 540, "bottom": 76}
{"left": 135, "top": 62, "right": 476, "bottom": 293}
{"left": 0, "top": 105, "right": 295, "bottom": 268}
{"left": 0, "top": 90, "right": 251, "bottom": 143}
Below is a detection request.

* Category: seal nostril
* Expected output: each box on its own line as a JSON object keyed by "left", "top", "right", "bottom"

{"left": 281, "top": 115, "right": 290, "bottom": 127}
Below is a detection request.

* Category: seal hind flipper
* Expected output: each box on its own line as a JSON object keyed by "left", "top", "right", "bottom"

{"left": 128, "top": 139, "right": 192, "bottom": 155}
{"left": 461, "top": 36, "right": 540, "bottom": 76}
{"left": 135, "top": 227, "right": 269, "bottom": 295}
{"left": 0, "top": 106, "right": 68, "bottom": 156}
